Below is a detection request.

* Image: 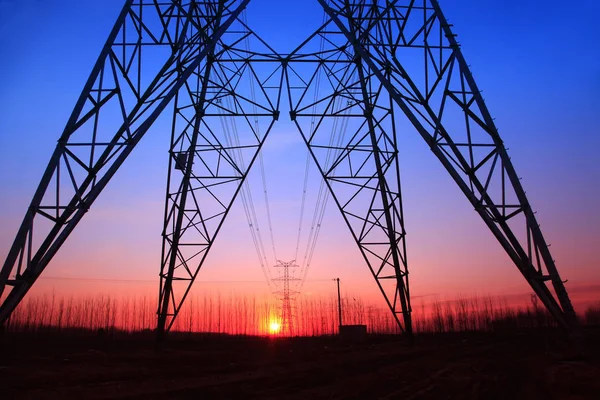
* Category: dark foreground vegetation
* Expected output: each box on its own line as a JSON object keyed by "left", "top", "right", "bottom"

{"left": 1, "top": 327, "right": 600, "bottom": 399}
{"left": 6, "top": 293, "right": 600, "bottom": 336}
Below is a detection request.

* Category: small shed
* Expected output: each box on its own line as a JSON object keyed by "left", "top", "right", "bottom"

{"left": 339, "top": 324, "right": 367, "bottom": 342}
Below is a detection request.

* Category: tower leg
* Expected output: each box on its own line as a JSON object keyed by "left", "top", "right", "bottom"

{"left": 0, "top": 0, "right": 251, "bottom": 326}
{"left": 286, "top": 24, "right": 413, "bottom": 335}
{"left": 318, "top": 0, "right": 579, "bottom": 337}
{"left": 155, "top": 19, "right": 284, "bottom": 336}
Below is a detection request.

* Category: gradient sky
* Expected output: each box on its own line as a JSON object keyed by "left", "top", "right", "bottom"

{"left": 0, "top": 0, "right": 599, "bottom": 312}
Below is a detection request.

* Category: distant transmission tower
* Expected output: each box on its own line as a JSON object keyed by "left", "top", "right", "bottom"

{"left": 0, "top": 0, "right": 581, "bottom": 343}
{"left": 272, "top": 260, "right": 300, "bottom": 335}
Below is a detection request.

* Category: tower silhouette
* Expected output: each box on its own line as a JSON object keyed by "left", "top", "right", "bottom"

{"left": 0, "top": 0, "right": 579, "bottom": 340}
{"left": 272, "top": 260, "right": 300, "bottom": 336}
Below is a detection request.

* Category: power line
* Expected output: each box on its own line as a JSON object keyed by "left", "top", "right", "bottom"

{"left": 210, "top": 11, "right": 277, "bottom": 293}
{"left": 293, "top": 7, "right": 331, "bottom": 291}
{"left": 39, "top": 276, "right": 334, "bottom": 284}
{"left": 242, "top": 9, "right": 278, "bottom": 283}
{"left": 296, "top": 71, "right": 355, "bottom": 292}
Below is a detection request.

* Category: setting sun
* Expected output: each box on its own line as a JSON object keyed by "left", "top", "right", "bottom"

{"left": 269, "top": 320, "right": 281, "bottom": 334}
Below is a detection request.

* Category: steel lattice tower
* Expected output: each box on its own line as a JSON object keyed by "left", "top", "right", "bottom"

{"left": 0, "top": 0, "right": 580, "bottom": 342}
{"left": 272, "top": 260, "right": 300, "bottom": 335}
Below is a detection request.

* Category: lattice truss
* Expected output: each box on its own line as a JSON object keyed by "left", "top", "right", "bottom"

{"left": 0, "top": 0, "right": 578, "bottom": 337}
{"left": 314, "top": 0, "right": 577, "bottom": 330}
{"left": 0, "top": 0, "right": 255, "bottom": 324}
{"left": 157, "top": 10, "right": 284, "bottom": 332}
{"left": 286, "top": 15, "right": 412, "bottom": 332}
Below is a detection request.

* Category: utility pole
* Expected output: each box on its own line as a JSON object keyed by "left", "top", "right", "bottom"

{"left": 336, "top": 278, "right": 343, "bottom": 328}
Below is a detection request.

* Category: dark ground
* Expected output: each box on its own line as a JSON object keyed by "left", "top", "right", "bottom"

{"left": 1, "top": 328, "right": 599, "bottom": 399}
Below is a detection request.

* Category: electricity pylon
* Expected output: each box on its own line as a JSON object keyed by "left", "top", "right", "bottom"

{"left": 0, "top": 0, "right": 579, "bottom": 341}
{"left": 272, "top": 260, "right": 300, "bottom": 335}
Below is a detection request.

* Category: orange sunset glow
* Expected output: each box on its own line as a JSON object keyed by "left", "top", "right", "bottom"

{"left": 269, "top": 320, "right": 282, "bottom": 335}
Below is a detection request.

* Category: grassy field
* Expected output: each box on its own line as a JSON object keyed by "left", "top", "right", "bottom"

{"left": 1, "top": 328, "right": 599, "bottom": 399}
{"left": 7, "top": 292, "right": 597, "bottom": 336}
{"left": 3, "top": 293, "right": 599, "bottom": 398}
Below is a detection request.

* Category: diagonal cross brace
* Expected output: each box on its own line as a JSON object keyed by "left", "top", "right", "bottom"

{"left": 318, "top": 0, "right": 578, "bottom": 336}
{"left": 0, "top": 0, "right": 251, "bottom": 326}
